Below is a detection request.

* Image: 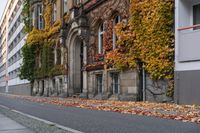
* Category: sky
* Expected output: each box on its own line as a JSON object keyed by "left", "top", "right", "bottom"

{"left": 0, "top": 0, "right": 8, "bottom": 21}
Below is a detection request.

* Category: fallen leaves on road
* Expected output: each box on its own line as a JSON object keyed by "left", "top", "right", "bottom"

{"left": 1, "top": 93, "right": 200, "bottom": 124}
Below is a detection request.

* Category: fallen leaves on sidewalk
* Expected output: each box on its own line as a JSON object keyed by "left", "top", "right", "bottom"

{"left": 1, "top": 93, "right": 200, "bottom": 124}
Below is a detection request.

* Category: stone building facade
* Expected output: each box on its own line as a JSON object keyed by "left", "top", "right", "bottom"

{"left": 30, "top": 0, "right": 69, "bottom": 97}
{"left": 68, "top": 0, "right": 140, "bottom": 100}
{"left": 29, "top": 0, "right": 140, "bottom": 100}
{"left": 29, "top": 0, "right": 171, "bottom": 102}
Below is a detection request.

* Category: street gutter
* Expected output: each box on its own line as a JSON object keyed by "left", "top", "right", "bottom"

{"left": 0, "top": 104, "right": 83, "bottom": 133}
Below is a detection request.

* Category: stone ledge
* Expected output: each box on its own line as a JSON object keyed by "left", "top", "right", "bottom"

{"left": 119, "top": 94, "right": 137, "bottom": 101}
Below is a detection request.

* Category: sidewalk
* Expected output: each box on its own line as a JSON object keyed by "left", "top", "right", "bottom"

{"left": 0, "top": 113, "right": 34, "bottom": 133}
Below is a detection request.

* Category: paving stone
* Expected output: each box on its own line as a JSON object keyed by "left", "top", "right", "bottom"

{"left": 0, "top": 113, "right": 33, "bottom": 133}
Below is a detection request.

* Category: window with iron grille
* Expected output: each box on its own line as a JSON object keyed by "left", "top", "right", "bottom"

{"left": 96, "top": 74, "right": 103, "bottom": 93}
{"left": 111, "top": 73, "right": 120, "bottom": 94}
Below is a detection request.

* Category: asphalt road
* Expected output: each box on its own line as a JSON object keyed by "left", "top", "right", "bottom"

{"left": 0, "top": 95, "right": 199, "bottom": 133}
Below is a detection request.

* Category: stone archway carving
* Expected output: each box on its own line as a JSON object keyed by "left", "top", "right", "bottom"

{"left": 66, "top": 24, "right": 79, "bottom": 95}
{"left": 65, "top": 20, "right": 89, "bottom": 97}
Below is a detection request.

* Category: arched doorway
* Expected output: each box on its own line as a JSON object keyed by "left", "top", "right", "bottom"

{"left": 66, "top": 19, "right": 89, "bottom": 98}
{"left": 74, "top": 37, "right": 83, "bottom": 93}
{"left": 69, "top": 36, "right": 84, "bottom": 95}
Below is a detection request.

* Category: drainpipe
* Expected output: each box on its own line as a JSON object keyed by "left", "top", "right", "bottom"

{"left": 142, "top": 67, "right": 146, "bottom": 101}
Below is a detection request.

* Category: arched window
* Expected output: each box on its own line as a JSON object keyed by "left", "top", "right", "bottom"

{"left": 37, "top": 4, "right": 44, "bottom": 29}
{"left": 113, "top": 15, "right": 121, "bottom": 49}
{"left": 98, "top": 23, "right": 104, "bottom": 54}
{"left": 32, "top": 9, "right": 35, "bottom": 27}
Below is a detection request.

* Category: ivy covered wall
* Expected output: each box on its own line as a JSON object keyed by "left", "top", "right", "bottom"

{"left": 106, "top": 0, "right": 174, "bottom": 97}
{"left": 20, "top": 0, "right": 68, "bottom": 83}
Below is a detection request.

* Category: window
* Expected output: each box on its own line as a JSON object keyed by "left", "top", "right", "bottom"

{"left": 111, "top": 73, "right": 119, "bottom": 94}
{"left": 37, "top": 4, "right": 44, "bottom": 29}
{"left": 193, "top": 4, "right": 200, "bottom": 30}
{"left": 113, "top": 16, "right": 121, "bottom": 49}
{"left": 32, "top": 9, "right": 35, "bottom": 27}
{"left": 96, "top": 74, "right": 103, "bottom": 93}
{"left": 53, "top": 2, "right": 57, "bottom": 22}
{"left": 98, "top": 23, "right": 104, "bottom": 54}
{"left": 64, "top": 0, "right": 68, "bottom": 14}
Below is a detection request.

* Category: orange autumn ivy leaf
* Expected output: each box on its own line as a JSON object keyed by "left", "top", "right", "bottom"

{"left": 106, "top": 0, "right": 174, "bottom": 81}
{"left": 105, "top": 0, "right": 174, "bottom": 96}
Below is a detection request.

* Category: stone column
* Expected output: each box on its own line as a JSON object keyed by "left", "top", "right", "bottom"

{"left": 103, "top": 69, "right": 109, "bottom": 99}
{"left": 61, "top": 47, "right": 64, "bottom": 65}
{"left": 54, "top": 46, "right": 57, "bottom": 65}
{"left": 61, "top": 47, "right": 68, "bottom": 97}
{"left": 80, "top": 41, "right": 88, "bottom": 98}
{"left": 38, "top": 81, "right": 43, "bottom": 96}
{"left": 33, "top": 80, "right": 37, "bottom": 95}
{"left": 61, "top": 77, "right": 68, "bottom": 97}
{"left": 43, "top": 79, "right": 47, "bottom": 97}
{"left": 48, "top": 79, "right": 53, "bottom": 96}
{"left": 33, "top": 80, "right": 38, "bottom": 95}
{"left": 52, "top": 78, "right": 58, "bottom": 96}
{"left": 44, "top": 79, "right": 50, "bottom": 97}
{"left": 67, "top": 37, "right": 74, "bottom": 97}
{"left": 55, "top": 78, "right": 59, "bottom": 96}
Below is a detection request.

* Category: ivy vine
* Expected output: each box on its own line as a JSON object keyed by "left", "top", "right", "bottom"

{"left": 20, "top": 0, "right": 69, "bottom": 83}
{"left": 106, "top": 0, "right": 174, "bottom": 97}
{"left": 19, "top": 44, "right": 36, "bottom": 82}
{"left": 22, "top": 0, "right": 31, "bottom": 33}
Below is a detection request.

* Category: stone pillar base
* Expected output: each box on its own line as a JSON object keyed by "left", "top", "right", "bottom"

{"left": 43, "top": 92, "right": 50, "bottom": 97}
{"left": 51, "top": 93, "right": 58, "bottom": 97}
{"left": 58, "top": 92, "right": 68, "bottom": 98}
{"left": 68, "top": 88, "right": 74, "bottom": 97}
{"left": 88, "top": 93, "right": 96, "bottom": 99}
{"left": 79, "top": 92, "right": 88, "bottom": 99}
{"left": 94, "top": 93, "right": 109, "bottom": 100}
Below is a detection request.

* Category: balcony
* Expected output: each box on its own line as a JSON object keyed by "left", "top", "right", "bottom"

{"left": 177, "top": 0, "right": 200, "bottom": 62}
{"left": 178, "top": 24, "right": 200, "bottom": 62}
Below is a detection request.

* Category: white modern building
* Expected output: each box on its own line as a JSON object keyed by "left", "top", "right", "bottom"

{"left": 175, "top": 0, "right": 200, "bottom": 105}
{"left": 0, "top": 0, "right": 30, "bottom": 95}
